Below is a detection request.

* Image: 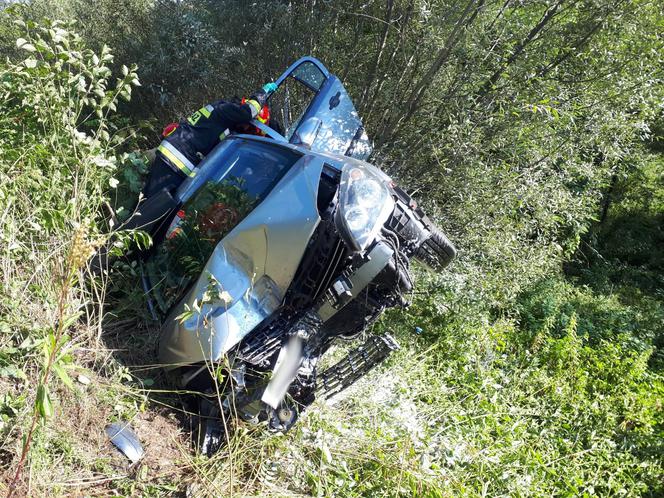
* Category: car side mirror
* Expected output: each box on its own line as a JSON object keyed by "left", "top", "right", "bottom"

{"left": 291, "top": 117, "right": 322, "bottom": 148}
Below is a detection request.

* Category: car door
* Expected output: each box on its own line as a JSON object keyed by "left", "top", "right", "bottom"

{"left": 268, "top": 57, "right": 372, "bottom": 160}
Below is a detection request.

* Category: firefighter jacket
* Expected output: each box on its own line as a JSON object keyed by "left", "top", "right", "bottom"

{"left": 157, "top": 99, "right": 261, "bottom": 177}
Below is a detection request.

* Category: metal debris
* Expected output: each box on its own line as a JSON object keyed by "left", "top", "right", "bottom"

{"left": 77, "top": 374, "right": 91, "bottom": 385}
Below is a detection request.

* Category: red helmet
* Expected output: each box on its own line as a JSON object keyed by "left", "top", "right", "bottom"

{"left": 162, "top": 122, "right": 179, "bottom": 137}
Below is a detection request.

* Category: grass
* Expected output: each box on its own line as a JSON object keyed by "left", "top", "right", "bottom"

{"left": 2, "top": 304, "right": 662, "bottom": 496}
{"left": 0, "top": 17, "right": 662, "bottom": 498}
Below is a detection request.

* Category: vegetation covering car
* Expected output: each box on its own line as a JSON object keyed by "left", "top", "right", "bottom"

{"left": 3, "top": 7, "right": 662, "bottom": 495}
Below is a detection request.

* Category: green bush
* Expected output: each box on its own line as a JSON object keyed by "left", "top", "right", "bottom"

{"left": 515, "top": 279, "right": 662, "bottom": 350}
{"left": 0, "top": 17, "right": 143, "bottom": 493}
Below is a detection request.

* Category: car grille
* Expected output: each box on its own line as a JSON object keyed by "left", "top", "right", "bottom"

{"left": 285, "top": 218, "right": 349, "bottom": 310}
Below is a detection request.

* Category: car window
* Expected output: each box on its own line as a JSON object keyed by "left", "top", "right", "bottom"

{"left": 269, "top": 58, "right": 372, "bottom": 159}
{"left": 146, "top": 142, "right": 302, "bottom": 311}
{"left": 269, "top": 61, "right": 326, "bottom": 140}
{"left": 291, "top": 61, "right": 326, "bottom": 91}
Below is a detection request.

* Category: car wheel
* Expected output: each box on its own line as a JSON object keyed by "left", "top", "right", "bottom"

{"left": 414, "top": 226, "right": 456, "bottom": 271}
{"left": 193, "top": 395, "right": 227, "bottom": 456}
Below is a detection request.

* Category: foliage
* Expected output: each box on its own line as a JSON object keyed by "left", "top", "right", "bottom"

{"left": 0, "top": 1, "right": 662, "bottom": 496}
{"left": 0, "top": 15, "right": 141, "bottom": 494}
{"left": 145, "top": 180, "right": 256, "bottom": 311}
{"left": 156, "top": 302, "right": 661, "bottom": 497}
{"left": 13, "top": 0, "right": 662, "bottom": 302}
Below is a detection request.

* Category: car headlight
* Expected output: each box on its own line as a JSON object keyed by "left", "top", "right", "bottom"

{"left": 336, "top": 164, "right": 395, "bottom": 251}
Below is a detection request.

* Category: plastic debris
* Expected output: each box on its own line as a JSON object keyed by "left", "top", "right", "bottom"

{"left": 105, "top": 422, "right": 144, "bottom": 464}
{"left": 77, "top": 374, "right": 91, "bottom": 385}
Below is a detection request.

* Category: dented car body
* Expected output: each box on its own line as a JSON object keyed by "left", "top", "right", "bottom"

{"left": 137, "top": 57, "right": 456, "bottom": 453}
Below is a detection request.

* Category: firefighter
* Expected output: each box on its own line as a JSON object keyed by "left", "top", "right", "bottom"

{"left": 142, "top": 82, "right": 278, "bottom": 197}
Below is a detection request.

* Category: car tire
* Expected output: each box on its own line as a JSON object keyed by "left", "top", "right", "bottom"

{"left": 414, "top": 226, "right": 456, "bottom": 271}
{"left": 193, "top": 395, "right": 226, "bottom": 457}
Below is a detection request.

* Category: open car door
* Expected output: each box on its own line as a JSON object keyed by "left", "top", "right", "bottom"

{"left": 265, "top": 57, "right": 372, "bottom": 160}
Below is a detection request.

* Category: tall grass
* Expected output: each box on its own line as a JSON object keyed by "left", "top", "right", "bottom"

{"left": 0, "top": 18, "right": 140, "bottom": 495}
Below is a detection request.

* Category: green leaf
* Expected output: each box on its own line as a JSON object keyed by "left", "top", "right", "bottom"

{"left": 0, "top": 366, "right": 27, "bottom": 381}
{"left": 16, "top": 38, "right": 36, "bottom": 52}
{"left": 19, "top": 336, "right": 40, "bottom": 350}
{"left": 53, "top": 363, "right": 74, "bottom": 391}
{"left": 42, "top": 335, "right": 53, "bottom": 370}
{"left": 60, "top": 311, "right": 83, "bottom": 332}
{"left": 176, "top": 303, "right": 195, "bottom": 323}
{"left": 36, "top": 384, "right": 53, "bottom": 418}
{"left": 176, "top": 309, "right": 194, "bottom": 323}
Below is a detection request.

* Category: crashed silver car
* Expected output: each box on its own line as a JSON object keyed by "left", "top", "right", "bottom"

{"left": 133, "top": 57, "right": 456, "bottom": 454}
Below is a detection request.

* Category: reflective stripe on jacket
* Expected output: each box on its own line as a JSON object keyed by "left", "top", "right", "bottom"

{"left": 157, "top": 140, "right": 198, "bottom": 177}
{"left": 158, "top": 99, "right": 257, "bottom": 176}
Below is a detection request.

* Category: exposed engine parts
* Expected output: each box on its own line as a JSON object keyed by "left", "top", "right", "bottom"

{"left": 187, "top": 171, "right": 450, "bottom": 450}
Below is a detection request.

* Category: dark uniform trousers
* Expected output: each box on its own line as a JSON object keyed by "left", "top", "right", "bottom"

{"left": 142, "top": 154, "right": 187, "bottom": 198}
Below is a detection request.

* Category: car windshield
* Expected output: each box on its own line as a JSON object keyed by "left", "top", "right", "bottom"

{"left": 146, "top": 141, "right": 302, "bottom": 311}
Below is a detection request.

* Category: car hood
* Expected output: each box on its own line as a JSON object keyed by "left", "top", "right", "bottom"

{"left": 158, "top": 155, "right": 325, "bottom": 367}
